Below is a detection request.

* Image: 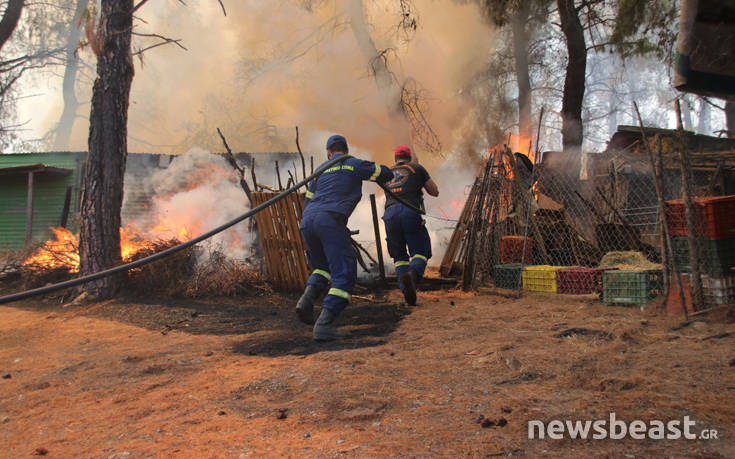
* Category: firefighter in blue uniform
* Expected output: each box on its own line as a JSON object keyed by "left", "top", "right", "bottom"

{"left": 383, "top": 145, "right": 439, "bottom": 305}
{"left": 296, "top": 134, "right": 393, "bottom": 341}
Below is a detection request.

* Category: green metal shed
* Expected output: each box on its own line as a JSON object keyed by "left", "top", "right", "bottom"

{"left": 0, "top": 152, "right": 85, "bottom": 251}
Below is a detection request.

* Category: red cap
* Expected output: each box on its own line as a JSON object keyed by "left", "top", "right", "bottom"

{"left": 395, "top": 145, "right": 411, "bottom": 159}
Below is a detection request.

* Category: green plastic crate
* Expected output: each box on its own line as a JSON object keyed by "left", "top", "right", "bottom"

{"left": 602, "top": 270, "right": 663, "bottom": 306}
{"left": 670, "top": 236, "right": 735, "bottom": 276}
{"left": 493, "top": 264, "right": 524, "bottom": 290}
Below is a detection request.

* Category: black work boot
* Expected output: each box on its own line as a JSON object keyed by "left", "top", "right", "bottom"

{"left": 295, "top": 285, "right": 321, "bottom": 325}
{"left": 401, "top": 269, "right": 418, "bottom": 306}
{"left": 313, "top": 308, "right": 346, "bottom": 341}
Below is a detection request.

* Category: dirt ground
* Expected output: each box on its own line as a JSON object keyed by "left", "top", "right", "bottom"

{"left": 0, "top": 284, "right": 734, "bottom": 458}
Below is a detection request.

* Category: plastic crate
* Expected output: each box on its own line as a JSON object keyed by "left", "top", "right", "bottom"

{"left": 699, "top": 196, "right": 735, "bottom": 240}
{"left": 522, "top": 265, "right": 562, "bottom": 293}
{"left": 492, "top": 264, "right": 523, "bottom": 290}
{"left": 602, "top": 270, "right": 663, "bottom": 306}
{"left": 665, "top": 195, "right": 735, "bottom": 240}
{"left": 670, "top": 236, "right": 735, "bottom": 276}
{"left": 557, "top": 267, "right": 617, "bottom": 294}
{"left": 500, "top": 236, "right": 533, "bottom": 264}
{"left": 702, "top": 275, "right": 735, "bottom": 305}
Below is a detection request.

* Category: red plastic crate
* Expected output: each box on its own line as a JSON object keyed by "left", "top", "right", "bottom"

{"left": 664, "top": 195, "right": 735, "bottom": 240}
{"left": 500, "top": 236, "right": 533, "bottom": 264}
{"left": 557, "top": 267, "right": 617, "bottom": 294}
{"left": 699, "top": 196, "right": 735, "bottom": 240}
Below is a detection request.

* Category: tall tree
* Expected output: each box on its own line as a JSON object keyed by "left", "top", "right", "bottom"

{"left": 347, "top": 0, "right": 410, "bottom": 146}
{"left": 0, "top": 0, "right": 23, "bottom": 52}
{"left": 79, "top": 0, "right": 134, "bottom": 298}
{"left": 556, "top": 0, "right": 586, "bottom": 166}
{"left": 479, "top": 0, "right": 550, "bottom": 147}
{"left": 727, "top": 101, "right": 735, "bottom": 138}
{"left": 53, "top": 0, "right": 88, "bottom": 150}
{"left": 508, "top": 2, "right": 532, "bottom": 145}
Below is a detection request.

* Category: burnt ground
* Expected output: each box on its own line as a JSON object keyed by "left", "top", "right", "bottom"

{"left": 0, "top": 285, "right": 734, "bottom": 457}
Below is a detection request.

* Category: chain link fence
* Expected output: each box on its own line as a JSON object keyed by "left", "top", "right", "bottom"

{"left": 444, "top": 129, "right": 735, "bottom": 311}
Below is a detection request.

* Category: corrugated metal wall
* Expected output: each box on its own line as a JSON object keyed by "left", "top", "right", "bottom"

{"left": 0, "top": 152, "right": 85, "bottom": 251}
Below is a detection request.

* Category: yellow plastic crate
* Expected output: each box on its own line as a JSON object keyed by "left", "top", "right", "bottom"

{"left": 522, "top": 265, "right": 563, "bottom": 293}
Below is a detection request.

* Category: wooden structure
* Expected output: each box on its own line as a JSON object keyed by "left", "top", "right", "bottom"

{"left": 251, "top": 191, "right": 310, "bottom": 291}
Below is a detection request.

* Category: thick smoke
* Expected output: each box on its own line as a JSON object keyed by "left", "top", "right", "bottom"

{"left": 124, "top": 148, "right": 254, "bottom": 261}
{"left": 31, "top": 0, "right": 494, "bottom": 166}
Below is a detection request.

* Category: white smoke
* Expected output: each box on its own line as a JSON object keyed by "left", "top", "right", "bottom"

{"left": 126, "top": 147, "right": 255, "bottom": 261}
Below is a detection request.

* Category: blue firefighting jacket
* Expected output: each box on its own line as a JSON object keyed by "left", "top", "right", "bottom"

{"left": 303, "top": 154, "right": 393, "bottom": 218}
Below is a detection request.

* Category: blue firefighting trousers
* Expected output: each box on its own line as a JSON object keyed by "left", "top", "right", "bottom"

{"left": 383, "top": 204, "right": 432, "bottom": 292}
{"left": 299, "top": 210, "right": 356, "bottom": 315}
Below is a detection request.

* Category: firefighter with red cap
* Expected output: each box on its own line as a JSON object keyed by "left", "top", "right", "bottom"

{"left": 296, "top": 134, "right": 394, "bottom": 341}
{"left": 383, "top": 145, "right": 439, "bottom": 305}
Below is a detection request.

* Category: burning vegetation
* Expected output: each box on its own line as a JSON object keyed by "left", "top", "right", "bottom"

{"left": 15, "top": 224, "right": 266, "bottom": 299}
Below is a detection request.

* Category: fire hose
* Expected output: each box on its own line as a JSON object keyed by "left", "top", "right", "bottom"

{"left": 0, "top": 154, "right": 424, "bottom": 305}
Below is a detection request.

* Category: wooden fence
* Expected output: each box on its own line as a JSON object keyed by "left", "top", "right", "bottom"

{"left": 251, "top": 192, "right": 310, "bottom": 292}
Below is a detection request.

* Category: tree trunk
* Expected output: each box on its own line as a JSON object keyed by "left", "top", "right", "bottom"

{"left": 53, "top": 0, "right": 88, "bottom": 150}
{"left": 510, "top": 3, "right": 532, "bottom": 150}
{"left": 557, "top": 0, "right": 586, "bottom": 174}
{"left": 347, "top": 0, "right": 410, "bottom": 146}
{"left": 681, "top": 95, "right": 693, "bottom": 130}
{"left": 0, "top": 0, "right": 23, "bottom": 52}
{"left": 79, "top": 0, "right": 134, "bottom": 299}
{"left": 607, "top": 91, "right": 617, "bottom": 138}
{"left": 697, "top": 97, "right": 710, "bottom": 135}
{"left": 727, "top": 100, "right": 735, "bottom": 138}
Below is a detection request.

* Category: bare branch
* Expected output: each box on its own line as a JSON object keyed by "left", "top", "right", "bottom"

{"left": 132, "top": 0, "right": 149, "bottom": 13}
{"left": 132, "top": 33, "right": 187, "bottom": 56}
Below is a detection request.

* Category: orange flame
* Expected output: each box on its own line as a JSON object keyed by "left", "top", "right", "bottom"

{"left": 23, "top": 227, "right": 80, "bottom": 272}
{"left": 23, "top": 221, "right": 193, "bottom": 273}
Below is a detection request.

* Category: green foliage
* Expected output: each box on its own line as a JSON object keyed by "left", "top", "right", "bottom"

{"left": 610, "top": 0, "right": 678, "bottom": 60}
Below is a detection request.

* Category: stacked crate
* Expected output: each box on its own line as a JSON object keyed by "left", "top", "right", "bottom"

{"left": 557, "top": 267, "right": 617, "bottom": 294}
{"left": 602, "top": 270, "right": 663, "bottom": 306}
{"left": 664, "top": 196, "right": 735, "bottom": 239}
{"left": 665, "top": 195, "right": 735, "bottom": 306}
{"left": 670, "top": 236, "right": 735, "bottom": 276}
{"left": 500, "top": 236, "right": 533, "bottom": 264}
{"left": 522, "top": 265, "right": 562, "bottom": 293}
{"left": 492, "top": 264, "right": 524, "bottom": 290}
{"left": 702, "top": 275, "right": 735, "bottom": 305}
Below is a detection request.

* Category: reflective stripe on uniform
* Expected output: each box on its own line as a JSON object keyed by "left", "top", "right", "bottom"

{"left": 323, "top": 165, "right": 355, "bottom": 174}
{"left": 395, "top": 260, "right": 410, "bottom": 267}
{"left": 305, "top": 190, "right": 314, "bottom": 199}
{"left": 328, "top": 288, "right": 351, "bottom": 301}
{"left": 313, "top": 269, "right": 331, "bottom": 281}
{"left": 369, "top": 162, "right": 381, "bottom": 181}
{"left": 410, "top": 254, "right": 428, "bottom": 263}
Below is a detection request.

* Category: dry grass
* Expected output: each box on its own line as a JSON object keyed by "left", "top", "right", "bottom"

{"left": 599, "top": 250, "right": 662, "bottom": 270}
{"left": 183, "top": 249, "right": 271, "bottom": 298}
{"left": 126, "top": 238, "right": 196, "bottom": 297}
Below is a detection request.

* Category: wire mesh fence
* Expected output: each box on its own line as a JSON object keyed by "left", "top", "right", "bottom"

{"left": 442, "top": 128, "right": 735, "bottom": 312}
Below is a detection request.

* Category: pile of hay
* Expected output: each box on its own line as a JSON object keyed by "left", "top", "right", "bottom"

{"left": 598, "top": 251, "right": 662, "bottom": 271}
